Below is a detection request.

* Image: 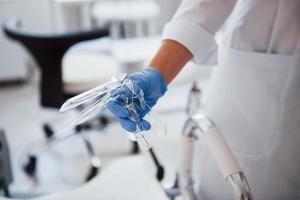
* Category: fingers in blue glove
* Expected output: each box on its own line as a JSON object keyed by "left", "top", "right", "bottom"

{"left": 117, "top": 117, "right": 151, "bottom": 133}
{"left": 108, "top": 94, "right": 151, "bottom": 119}
{"left": 107, "top": 100, "right": 130, "bottom": 118}
{"left": 111, "top": 86, "right": 132, "bottom": 103}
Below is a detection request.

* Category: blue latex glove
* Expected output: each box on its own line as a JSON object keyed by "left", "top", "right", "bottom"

{"left": 107, "top": 67, "right": 167, "bottom": 132}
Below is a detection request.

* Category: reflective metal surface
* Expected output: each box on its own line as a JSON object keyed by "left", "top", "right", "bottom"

{"left": 179, "top": 113, "right": 254, "bottom": 200}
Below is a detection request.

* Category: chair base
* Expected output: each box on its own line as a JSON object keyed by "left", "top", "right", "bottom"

{"left": 22, "top": 115, "right": 141, "bottom": 183}
{"left": 23, "top": 123, "right": 102, "bottom": 183}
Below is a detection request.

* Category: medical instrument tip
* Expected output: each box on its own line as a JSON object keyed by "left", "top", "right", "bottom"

{"left": 59, "top": 101, "right": 71, "bottom": 112}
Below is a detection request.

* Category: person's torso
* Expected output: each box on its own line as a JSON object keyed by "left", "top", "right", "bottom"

{"left": 222, "top": 0, "right": 300, "bottom": 55}
{"left": 196, "top": 1, "right": 300, "bottom": 199}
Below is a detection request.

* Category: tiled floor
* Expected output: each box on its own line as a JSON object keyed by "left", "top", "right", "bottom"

{"left": 0, "top": 76, "right": 197, "bottom": 197}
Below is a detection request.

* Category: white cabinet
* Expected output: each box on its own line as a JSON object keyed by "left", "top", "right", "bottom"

{"left": 52, "top": 0, "right": 98, "bottom": 32}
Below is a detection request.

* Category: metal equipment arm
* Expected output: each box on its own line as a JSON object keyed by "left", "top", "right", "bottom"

{"left": 179, "top": 114, "right": 253, "bottom": 200}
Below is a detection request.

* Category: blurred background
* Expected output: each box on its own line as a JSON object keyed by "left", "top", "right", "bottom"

{"left": 0, "top": 0, "right": 212, "bottom": 199}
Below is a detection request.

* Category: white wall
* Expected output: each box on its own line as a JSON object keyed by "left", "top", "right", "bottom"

{"left": 17, "top": 0, "right": 54, "bottom": 33}
{"left": 0, "top": 0, "right": 55, "bottom": 82}
{"left": 0, "top": 0, "right": 27, "bottom": 81}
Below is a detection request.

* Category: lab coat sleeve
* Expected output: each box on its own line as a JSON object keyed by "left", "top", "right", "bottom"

{"left": 162, "top": 0, "right": 237, "bottom": 64}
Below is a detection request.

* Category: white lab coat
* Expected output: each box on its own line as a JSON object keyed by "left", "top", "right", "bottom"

{"left": 162, "top": 0, "right": 300, "bottom": 199}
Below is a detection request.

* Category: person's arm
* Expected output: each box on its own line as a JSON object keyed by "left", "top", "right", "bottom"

{"left": 162, "top": 0, "right": 237, "bottom": 64}
{"left": 107, "top": 0, "right": 237, "bottom": 132}
{"left": 149, "top": 39, "right": 193, "bottom": 85}
{"left": 149, "top": 0, "right": 237, "bottom": 85}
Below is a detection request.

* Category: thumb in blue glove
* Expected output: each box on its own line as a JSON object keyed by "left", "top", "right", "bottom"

{"left": 107, "top": 67, "right": 167, "bottom": 132}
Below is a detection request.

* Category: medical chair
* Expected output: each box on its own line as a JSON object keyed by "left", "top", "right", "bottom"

{"left": 0, "top": 116, "right": 253, "bottom": 200}
{"left": 2, "top": 20, "right": 114, "bottom": 182}
{"left": 0, "top": 128, "right": 166, "bottom": 199}
{"left": 0, "top": 60, "right": 253, "bottom": 199}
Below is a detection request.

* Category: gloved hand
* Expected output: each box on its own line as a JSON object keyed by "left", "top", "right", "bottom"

{"left": 107, "top": 67, "right": 167, "bottom": 132}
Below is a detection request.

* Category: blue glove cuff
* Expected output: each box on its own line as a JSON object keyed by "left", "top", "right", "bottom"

{"left": 145, "top": 67, "right": 168, "bottom": 96}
